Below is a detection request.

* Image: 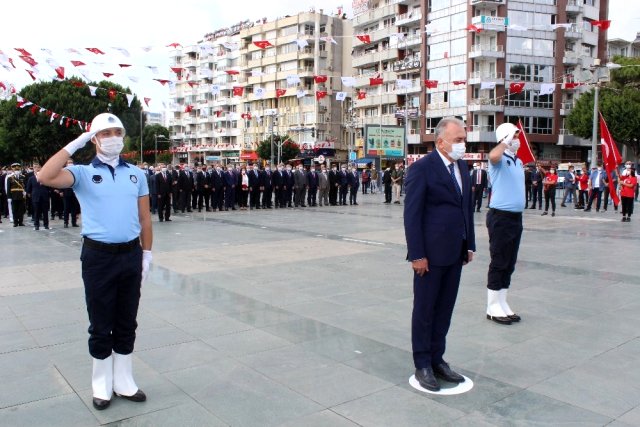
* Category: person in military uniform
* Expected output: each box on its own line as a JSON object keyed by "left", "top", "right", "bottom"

{"left": 39, "top": 113, "right": 153, "bottom": 411}
{"left": 63, "top": 159, "right": 80, "bottom": 228}
{"left": 7, "top": 163, "right": 26, "bottom": 227}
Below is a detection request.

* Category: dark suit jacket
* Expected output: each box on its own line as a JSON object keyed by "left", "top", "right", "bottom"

{"left": 248, "top": 169, "right": 261, "bottom": 189}
{"left": 347, "top": 171, "right": 359, "bottom": 189}
{"left": 223, "top": 170, "right": 236, "bottom": 188}
{"left": 471, "top": 169, "right": 487, "bottom": 189}
{"left": 156, "top": 172, "right": 172, "bottom": 195}
{"left": 26, "top": 176, "right": 51, "bottom": 204}
{"left": 272, "top": 170, "right": 283, "bottom": 188}
{"left": 404, "top": 151, "right": 476, "bottom": 267}
{"left": 307, "top": 171, "right": 319, "bottom": 190}
{"left": 261, "top": 170, "right": 273, "bottom": 189}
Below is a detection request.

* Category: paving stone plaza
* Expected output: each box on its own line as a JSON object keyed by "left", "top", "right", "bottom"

{"left": 1, "top": 194, "right": 638, "bottom": 426}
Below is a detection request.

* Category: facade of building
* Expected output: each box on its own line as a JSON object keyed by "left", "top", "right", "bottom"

{"left": 168, "top": 10, "right": 352, "bottom": 166}
{"left": 351, "top": 0, "right": 609, "bottom": 165}
{"left": 607, "top": 32, "right": 640, "bottom": 59}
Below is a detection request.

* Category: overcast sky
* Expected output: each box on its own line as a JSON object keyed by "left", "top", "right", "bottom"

{"left": 0, "top": 0, "right": 636, "bottom": 113}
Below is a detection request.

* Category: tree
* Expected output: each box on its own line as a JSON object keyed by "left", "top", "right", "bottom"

{"left": 127, "top": 123, "right": 171, "bottom": 164}
{"left": 0, "top": 78, "right": 143, "bottom": 165}
{"left": 566, "top": 57, "right": 640, "bottom": 162}
{"left": 256, "top": 134, "right": 300, "bottom": 164}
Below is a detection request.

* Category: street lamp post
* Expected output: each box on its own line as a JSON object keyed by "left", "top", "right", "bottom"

{"left": 590, "top": 81, "right": 600, "bottom": 168}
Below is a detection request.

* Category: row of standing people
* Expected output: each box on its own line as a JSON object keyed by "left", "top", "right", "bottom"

{"left": 147, "top": 163, "right": 368, "bottom": 221}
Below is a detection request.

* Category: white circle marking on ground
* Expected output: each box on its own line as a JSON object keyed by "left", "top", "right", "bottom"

{"left": 409, "top": 375, "right": 474, "bottom": 396}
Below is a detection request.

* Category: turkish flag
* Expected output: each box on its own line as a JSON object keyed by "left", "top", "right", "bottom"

{"left": 253, "top": 40, "right": 273, "bottom": 49}
{"left": 452, "top": 80, "right": 466, "bottom": 86}
{"left": 314, "top": 75, "right": 328, "bottom": 83}
{"left": 357, "top": 91, "right": 367, "bottom": 100}
{"left": 510, "top": 82, "right": 525, "bottom": 94}
{"left": 188, "top": 82, "right": 199, "bottom": 87}
{"left": 26, "top": 70, "right": 37, "bottom": 81}
{"left": 184, "top": 105, "right": 194, "bottom": 113}
{"left": 86, "top": 48, "right": 105, "bottom": 55}
{"left": 20, "top": 56, "right": 38, "bottom": 67}
{"left": 467, "top": 24, "right": 482, "bottom": 33}
{"left": 516, "top": 120, "right": 536, "bottom": 165}
{"left": 14, "top": 48, "right": 32, "bottom": 56}
{"left": 70, "top": 60, "right": 86, "bottom": 67}
{"left": 591, "top": 20, "right": 611, "bottom": 30}
{"left": 118, "top": 64, "right": 132, "bottom": 68}
{"left": 55, "top": 67, "right": 65, "bottom": 79}
{"left": 108, "top": 89, "right": 117, "bottom": 100}
{"left": 369, "top": 77, "right": 383, "bottom": 86}
{"left": 276, "top": 89, "right": 286, "bottom": 98}
{"left": 103, "top": 72, "right": 114, "bottom": 77}
{"left": 241, "top": 113, "right": 252, "bottom": 119}
{"left": 424, "top": 80, "right": 438, "bottom": 89}
{"left": 171, "top": 67, "right": 182, "bottom": 74}
{"left": 599, "top": 112, "right": 622, "bottom": 205}
{"left": 154, "top": 79, "right": 170, "bottom": 85}
{"left": 356, "top": 34, "right": 371, "bottom": 44}
{"left": 167, "top": 42, "right": 182, "bottom": 48}
{"left": 316, "top": 91, "right": 327, "bottom": 100}
{"left": 144, "top": 97, "right": 151, "bottom": 107}
{"left": 233, "top": 86, "right": 244, "bottom": 97}
{"left": 226, "top": 70, "right": 240, "bottom": 75}
{"left": 564, "top": 82, "right": 581, "bottom": 89}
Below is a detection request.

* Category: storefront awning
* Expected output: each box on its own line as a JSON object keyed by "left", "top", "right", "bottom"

{"left": 354, "top": 158, "right": 375, "bottom": 164}
{"left": 240, "top": 152, "right": 258, "bottom": 160}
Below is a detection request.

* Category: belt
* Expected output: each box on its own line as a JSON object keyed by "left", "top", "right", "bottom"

{"left": 82, "top": 236, "right": 140, "bottom": 253}
{"left": 489, "top": 208, "right": 522, "bottom": 219}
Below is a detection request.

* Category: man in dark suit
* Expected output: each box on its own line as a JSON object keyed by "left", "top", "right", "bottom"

{"left": 293, "top": 165, "right": 307, "bottom": 207}
{"left": 223, "top": 165, "right": 237, "bottom": 210}
{"left": 272, "top": 165, "right": 284, "bottom": 208}
{"left": 382, "top": 167, "right": 393, "bottom": 203}
{"left": 470, "top": 163, "right": 487, "bottom": 213}
{"left": 156, "top": 164, "right": 172, "bottom": 222}
{"left": 169, "top": 165, "right": 179, "bottom": 213}
{"left": 404, "top": 117, "right": 475, "bottom": 392}
{"left": 211, "top": 165, "right": 224, "bottom": 211}
{"left": 149, "top": 166, "right": 158, "bottom": 215}
{"left": 248, "top": 164, "right": 262, "bottom": 210}
{"left": 306, "top": 165, "right": 319, "bottom": 207}
{"left": 347, "top": 166, "right": 359, "bottom": 205}
{"left": 529, "top": 165, "right": 543, "bottom": 209}
{"left": 284, "top": 165, "right": 294, "bottom": 208}
{"left": 178, "top": 166, "right": 193, "bottom": 213}
{"left": 328, "top": 165, "right": 338, "bottom": 206}
{"left": 195, "top": 166, "right": 208, "bottom": 212}
{"left": 25, "top": 164, "right": 52, "bottom": 230}
{"left": 338, "top": 165, "right": 349, "bottom": 205}
{"left": 261, "top": 164, "right": 274, "bottom": 208}
{"left": 524, "top": 165, "right": 533, "bottom": 208}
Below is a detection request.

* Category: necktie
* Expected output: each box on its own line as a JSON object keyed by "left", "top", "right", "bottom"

{"left": 477, "top": 171, "right": 481, "bottom": 185}
{"left": 448, "top": 163, "right": 462, "bottom": 198}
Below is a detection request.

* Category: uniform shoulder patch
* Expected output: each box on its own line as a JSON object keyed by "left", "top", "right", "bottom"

{"left": 130, "top": 175, "right": 138, "bottom": 183}
{"left": 92, "top": 175, "right": 103, "bottom": 184}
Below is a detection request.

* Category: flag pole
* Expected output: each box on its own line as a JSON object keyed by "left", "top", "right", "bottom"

{"left": 590, "top": 83, "right": 599, "bottom": 168}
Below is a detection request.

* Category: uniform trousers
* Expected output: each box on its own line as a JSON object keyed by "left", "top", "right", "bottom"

{"left": 81, "top": 241, "right": 141, "bottom": 359}
{"left": 32, "top": 199, "right": 49, "bottom": 228}
{"left": 486, "top": 209, "right": 522, "bottom": 291}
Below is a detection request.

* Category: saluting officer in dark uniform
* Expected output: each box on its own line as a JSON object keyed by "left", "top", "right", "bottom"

{"left": 39, "top": 113, "right": 153, "bottom": 410}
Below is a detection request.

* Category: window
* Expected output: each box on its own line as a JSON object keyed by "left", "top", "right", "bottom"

{"left": 449, "top": 90, "right": 466, "bottom": 107}
{"left": 532, "top": 117, "right": 553, "bottom": 134}
{"left": 303, "top": 24, "right": 314, "bottom": 35}
{"left": 281, "top": 25, "right": 297, "bottom": 37}
{"left": 508, "top": 63, "right": 554, "bottom": 82}
{"left": 365, "top": 107, "right": 378, "bottom": 117}
{"left": 429, "top": 0, "right": 450, "bottom": 12}
{"left": 428, "top": 66, "right": 449, "bottom": 82}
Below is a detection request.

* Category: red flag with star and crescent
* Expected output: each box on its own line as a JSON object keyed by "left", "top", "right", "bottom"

{"left": 516, "top": 119, "right": 536, "bottom": 165}
{"left": 599, "top": 112, "right": 622, "bottom": 205}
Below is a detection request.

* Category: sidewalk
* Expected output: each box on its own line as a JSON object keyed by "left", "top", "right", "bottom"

{"left": 0, "top": 195, "right": 638, "bottom": 426}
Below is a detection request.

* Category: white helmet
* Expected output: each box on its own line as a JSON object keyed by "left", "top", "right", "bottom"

{"left": 495, "top": 123, "right": 518, "bottom": 144}
{"left": 90, "top": 113, "right": 125, "bottom": 134}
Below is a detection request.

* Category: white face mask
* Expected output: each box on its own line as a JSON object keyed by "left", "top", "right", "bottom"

{"left": 161, "top": 167, "right": 167, "bottom": 173}
{"left": 265, "top": 167, "right": 270, "bottom": 171}
{"left": 448, "top": 142, "right": 466, "bottom": 161}
{"left": 550, "top": 169, "right": 556, "bottom": 174}
{"left": 96, "top": 135, "right": 124, "bottom": 166}
{"left": 310, "top": 168, "right": 315, "bottom": 172}
{"left": 625, "top": 164, "right": 632, "bottom": 169}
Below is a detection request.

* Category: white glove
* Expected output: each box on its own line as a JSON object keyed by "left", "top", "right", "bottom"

{"left": 141, "top": 250, "right": 153, "bottom": 284}
{"left": 63, "top": 131, "right": 95, "bottom": 155}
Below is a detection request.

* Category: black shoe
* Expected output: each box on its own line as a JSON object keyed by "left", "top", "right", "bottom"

{"left": 486, "top": 314, "right": 512, "bottom": 325}
{"left": 165, "top": 218, "right": 172, "bottom": 221}
{"left": 92, "top": 397, "right": 111, "bottom": 410}
{"left": 115, "top": 389, "right": 146, "bottom": 402}
{"left": 476, "top": 209, "right": 481, "bottom": 213}
{"left": 507, "top": 313, "right": 522, "bottom": 322}
{"left": 34, "top": 227, "right": 39, "bottom": 231}
{"left": 433, "top": 362, "right": 465, "bottom": 384}
{"left": 13, "top": 224, "right": 18, "bottom": 227}
{"left": 18, "top": 223, "right": 25, "bottom": 226}
{"left": 584, "top": 208, "right": 591, "bottom": 212}
{"left": 159, "top": 219, "right": 164, "bottom": 222}
{"left": 528, "top": 206, "right": 536, "bottom": 209}
{"left": 415, "top": 367, "right": 440, "bottom": 391}
{"left": 551, "top": 212, "right": 555, "bottom": 217}
{"left": 44, "top": 226, "right": 50, "bottom": 230}
{"left": 384, "top": 201, "right": 390, "bottom": 204}
{"left": 72, "top": 224, "right": 79, "bottom": 227}
{"left": 560, "top": 204, "right": 566, "bottom": 207}
{"left": 541, "top": 211, "right": 548, "bottom": 216}
{"left": 64, "top": 224, "right": 69, "bottom": 228}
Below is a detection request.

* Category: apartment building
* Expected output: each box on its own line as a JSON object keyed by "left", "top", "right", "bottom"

{"left": 607, "top": 32, "right": 640, "bottom": 58}
{"left": 352, "top": 0, "right": 609, "bottom": 164}
{"left": 168, "top": 10, "right": 352, "bottom": 166}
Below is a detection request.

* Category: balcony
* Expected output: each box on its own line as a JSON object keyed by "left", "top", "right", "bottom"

{"left": 470, "top": 0, "right": 503, "bottom": 9}
{"left": 566, "top": 0, "right": 583, "bottom": 15}
{"left": 471, "top": 15, "right": 509, "bottom": 32}
{"left": 469, "top": 44, "right": 505, "bottom": 59}
{"left": 564, "top": 25, "right": 583, "bottom": 40}
{"left": 467, "top": 125, "right": 495, "bottom": 142}
{"left": 560, "top": 102, "right": 574, "bottom": 116}
{"left": 468, "top": 98, "right": 504, "bottom": 113}
{"left": 396, "top": 11, "right": 422, "bottom": 27}
{"left": 563, "top": 52, "right": 581, "bottom": 65}
{"left": 352, "top": 47, "right": 398, "bottom": 68}
{"left": 403, "top": 33, "right": 422, "bottom": 48}
{"left": 468, "top": 71, "right": 504, "bottom": 86}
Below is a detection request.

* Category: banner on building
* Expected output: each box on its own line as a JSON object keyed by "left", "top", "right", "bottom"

{"left": 364, "top": 125, "right": 406, "bottom": 158}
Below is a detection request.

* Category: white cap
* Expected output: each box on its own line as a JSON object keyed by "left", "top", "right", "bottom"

{"left": 495, "top": 123, "right": 518, "bottom": 144}
{"left": 90, "top": 113, "right": 125, "bottom": 134}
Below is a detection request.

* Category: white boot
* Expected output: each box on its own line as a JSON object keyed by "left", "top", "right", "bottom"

{"left": 92, "top": 355, "right": 113, "bottom": 401}
{"left": 113, "top": 352, "right": 139, "bottom": 397}
{"left": 486, "top": 290, "right": 511, "bottom": 324}
{"left": 499, "top": 289, "right": 521, "bottom": 321}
